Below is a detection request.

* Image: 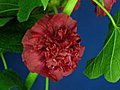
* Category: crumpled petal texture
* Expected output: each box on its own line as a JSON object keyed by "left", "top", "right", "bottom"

{"left": 22, "top": 13, "right": 85, "bottom": 81}
{"left": 92, "top": 0, "right": 116, "bottom": 16}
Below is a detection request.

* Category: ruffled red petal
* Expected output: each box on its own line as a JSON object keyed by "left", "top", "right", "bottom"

{"left": 22, "top": 13, "right": 85, "bottom": 81}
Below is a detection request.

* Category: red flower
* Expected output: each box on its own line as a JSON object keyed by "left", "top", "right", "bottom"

{"left": 22, "top": 13, "right": 85, "bottom": 81}
{"left": 92, "top": 0, "right": 116, "bottom": 16}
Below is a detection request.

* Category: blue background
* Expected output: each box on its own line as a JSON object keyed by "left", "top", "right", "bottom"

{"left": 0, "top": 0, "right": 120, "bottom": 90}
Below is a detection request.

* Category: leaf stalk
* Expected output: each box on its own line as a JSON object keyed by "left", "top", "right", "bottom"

{"left": 24, "top": 72, "right": 38, "bottom": 90}
{"left": 63, "top": 0, "right": 78, "bottom": 15}
{"left": 45, "top": 77, "right": 49, "bottom": 90}
{"left": 0, "top": 53, "right": 8, "bottom": 70}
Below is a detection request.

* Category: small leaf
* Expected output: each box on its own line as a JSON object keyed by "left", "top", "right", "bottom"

{"left": 17, "top": 0, "right": 42, "bottom": 22}
{"left": 0, "top": 70, "right": 26, "bottom": 90}
{"left": 0, "top": 0, "right": 18, "bottom": 17}
{"left": 0, "top": 14, "right": 43, "bottom": 53}
{"left": 0, "top": 17, "right": 13, "bottom": 27}
{"left": 41, "top": 0, "right": 49, "bottom": 10}
{"left": 84, "top": 9, "right": 120, "bottom": 83}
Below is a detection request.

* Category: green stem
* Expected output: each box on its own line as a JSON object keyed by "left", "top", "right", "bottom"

{"left": 93, "top": 0, "right": 117, "bottom": 28}
{"left": 45, "top": 77, "right": 49, "bottom": 90}
{"left": 25, "top": 72, "right": 38, "bottom": 90}
{"left": 0, "top": 53, "right": 8, "bottom": 70}
{"left": 63, "top": 0, "right": 78, "bottom": 15}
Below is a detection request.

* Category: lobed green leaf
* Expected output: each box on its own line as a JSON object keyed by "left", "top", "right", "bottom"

{"left": 84, "top": 9, "right": 120, "bottom": 83}
{"left": 17, "top": 0, "right": 42, "bottom": 22}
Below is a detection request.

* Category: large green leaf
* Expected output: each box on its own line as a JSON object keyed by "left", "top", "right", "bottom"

{"left": 0, "top": 0, "right": 18, "bottom": 17}
{"left": 0, "top": 14, "right": 43, "bottom": 53}
{"left": 41, "top": 0, "right": 49, "bottom": 10}
{"left": 0, "top": 70, "right": 26, "bottom": 90}
{"left": 84, "top": 9, "right": 120, "bottom": 83}
{"left": 17, "top": 0, "right": 42, "bottom": 22}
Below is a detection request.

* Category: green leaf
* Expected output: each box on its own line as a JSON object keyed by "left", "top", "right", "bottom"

{"left": 0, "top": 0, "right": 18, "bottom": 17}
{"left": 0, "top": 70, "right": 26, "bottom": 90}
{"left": 0, "top": 0, "right": 18, "bottom": 27}
{"left": 41, "top": 0, "right": 49, "bottom": 10}
{"left": 17, "top": 0, "right": 42, "bottom": 22}
{"left": 84, "top": 9, "right": 120, "bottom": 83}
{"left": 0, "top": 17, "right": 13, "bottom": 27}
{"left": 0, "top": 14, "right": 43, "bottom": 53}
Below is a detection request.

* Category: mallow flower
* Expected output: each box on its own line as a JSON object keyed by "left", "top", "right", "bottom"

{"left": 22, "top": 13, "right": 85, "bottom": 81}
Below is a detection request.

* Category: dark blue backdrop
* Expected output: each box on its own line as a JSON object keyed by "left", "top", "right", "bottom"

{"left": 0, "top": 0, "right": 120, "bottom": 90}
